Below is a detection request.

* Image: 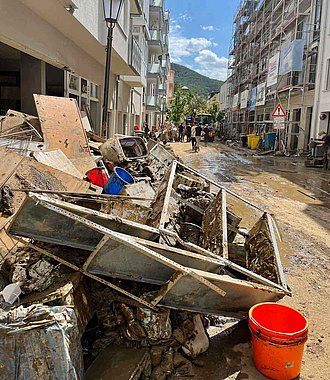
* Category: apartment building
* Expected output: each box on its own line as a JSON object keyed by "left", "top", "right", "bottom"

{"left": 0, "top": 0, "right": 171, "bottom": 137}
{"left": 227, "top": 0, "right": 322, "bottom": 152}
{"left": 219, "top": 80, "right": 229, "bottom": 112}
{"left": 145, "top": 0, "right": 170, "bottom": 128}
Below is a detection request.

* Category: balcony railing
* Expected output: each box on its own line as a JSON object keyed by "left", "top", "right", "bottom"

{"left": 150, "top": 0, "right": 164, "bottom": 7}
{"left": 147, "top": 62, "right": 162, "bottom": 76}
{"left": 150, "top": 29, "right": 162, "bottom": 43}
{"left": 158, "top": 83, "right": 166, "bottom": 94}
{"left": 128, "top": 34, "right": 142, "bottom": 75}
{"left": 146, "top": 95, "right": 160, "bottom": 108}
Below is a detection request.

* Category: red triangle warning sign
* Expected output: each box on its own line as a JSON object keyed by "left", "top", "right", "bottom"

{"left": 272, "top": 103, "right": 286, "bottom": 117}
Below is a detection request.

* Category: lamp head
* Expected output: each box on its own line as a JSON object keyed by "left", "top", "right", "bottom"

{"left": 103, "top": 0, "right": 124, "bottom": 26}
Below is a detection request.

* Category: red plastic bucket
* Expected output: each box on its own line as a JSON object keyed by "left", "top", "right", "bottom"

{"left": 86, "top": 168, "right": 109, "bottom": 188}
{"left": 249, "top": 303, "right": 308, "bottom": 380}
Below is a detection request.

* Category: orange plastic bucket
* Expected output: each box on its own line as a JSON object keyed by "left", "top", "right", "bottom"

{"left": 249, "top": 303, "right": 308, "bottom": 380}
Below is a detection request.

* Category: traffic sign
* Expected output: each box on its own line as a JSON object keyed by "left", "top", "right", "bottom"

{"left": 272, "top": 103, "right": 286, "bottom": 117}
{"left": 273, "top": 116, "right": 285, "bottom": 129}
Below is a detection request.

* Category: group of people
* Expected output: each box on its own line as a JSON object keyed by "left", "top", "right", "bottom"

{"left": 178, "top": 123, "right": 211, "bottom": 152}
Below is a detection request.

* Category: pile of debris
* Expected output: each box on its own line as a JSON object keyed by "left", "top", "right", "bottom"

{"left": 0, "top": 95, "right": 291, "bottom": 379}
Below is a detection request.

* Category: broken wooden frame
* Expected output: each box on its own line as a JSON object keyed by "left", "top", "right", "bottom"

{"left": 8, "top": 193, "right": 159, "bottom": 250}
{"left": 153, "top": 160, "right": 288, "bottom": 291}
{"left": 9, "top": 194, "right": 289, "bottom": 315}
{"left": 8, "top": 193, "right": 290, "bottom": 293}
{"left": 149, "top": 143, "right": 177, "bottom": 169}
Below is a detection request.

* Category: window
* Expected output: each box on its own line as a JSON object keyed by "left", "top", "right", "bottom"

{"left": 326, "top": 59, "right": 330, "bottom": 91}
{"left": 313, "top": 0, "right": 322, "bottom": 41}
{"left": 308, "top": 53, "right": 318, "bottom": 84}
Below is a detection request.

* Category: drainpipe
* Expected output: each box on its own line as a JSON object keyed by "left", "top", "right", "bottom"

{"left": 130, "top": 88, "right": 134, "bottom": 134}
{"left": 114, "top": 75, "right": 120, "bottom": 136}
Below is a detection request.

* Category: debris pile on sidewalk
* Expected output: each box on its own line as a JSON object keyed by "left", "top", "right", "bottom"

{"left": 0, "top": 95, "right": 291, "bottom": 379}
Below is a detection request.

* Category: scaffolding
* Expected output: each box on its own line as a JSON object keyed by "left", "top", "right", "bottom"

{"left": 226, "top": 0, "right": 322, "bottom": 152}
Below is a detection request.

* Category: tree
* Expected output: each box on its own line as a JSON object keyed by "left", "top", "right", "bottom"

{"left": 167, "top": 85, "right": 207, "bottom": 123}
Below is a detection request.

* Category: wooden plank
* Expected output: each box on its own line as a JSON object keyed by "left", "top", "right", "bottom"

{"left": 159, "top": 161, "right": 178, "bottom": 229}
{"left": 34, "top": 95, "right": 95, "bottom": 175}
{"left": 34, "top": 150, "right": 83, "bottom": 179}
{"left": 222, "top": 189, "right": 229, "bottom": 259}
{"left": 266, "top": 213, "right": 288, "bottom": 290}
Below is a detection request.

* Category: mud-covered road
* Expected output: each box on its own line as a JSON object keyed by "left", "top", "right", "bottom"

{"left": 171, "top": 141, "right": 330, "bottom": 380}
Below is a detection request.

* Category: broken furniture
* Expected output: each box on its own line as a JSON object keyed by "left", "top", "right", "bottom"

{"left": 8, "top": 191, "right": 290, "bottom": 316}
{"left": 100, "top": 135, "right": 148, "bottom": 163}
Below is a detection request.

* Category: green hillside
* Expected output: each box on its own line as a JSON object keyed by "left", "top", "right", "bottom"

{"left": 171, "top": 63, "right": 223, "bottom": 98}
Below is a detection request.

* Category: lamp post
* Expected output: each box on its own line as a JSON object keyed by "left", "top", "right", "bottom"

{"left": 102, "top": 0, "right": 124, "bottom": 137}
{"left": 161, "top": 95, "right": 166, "bottom": 126}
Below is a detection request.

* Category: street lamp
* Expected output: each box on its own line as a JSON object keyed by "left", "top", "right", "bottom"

{"left": 102, "top": 0, "right": 124, "bottom": 137}
{"left": 161, "top": 95, "right": 167, "bottom": 126}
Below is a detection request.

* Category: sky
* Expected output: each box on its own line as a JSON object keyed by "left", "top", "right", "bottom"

{"left": 166, "top": 0, "right": 240, "bottom": 81}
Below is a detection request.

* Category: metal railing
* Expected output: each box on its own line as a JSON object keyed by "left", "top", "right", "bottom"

{"left": 147, "top": 62, "right": 161, "bottom": 75}
{"left": 146, "top": 95, "right": 160, "bottom": 108}
{"left": 128, "top": 34, "right": 142, "bottom": 75}
{"left": 150, "top": 0, "right": 164, "bottom": 7}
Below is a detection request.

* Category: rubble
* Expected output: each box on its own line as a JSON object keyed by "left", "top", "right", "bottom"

{"left": 0, "top": 96, "right": 292, "bottom": 379}
{"left": 0, "top": 304, "right": 84, "bottom": 380}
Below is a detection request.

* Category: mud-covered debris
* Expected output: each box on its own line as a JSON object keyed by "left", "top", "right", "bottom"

{"left": 151, "top": 348, "right": 174, "bottom": 379}
{"left": 182, "top": 315, "right": 210, "bottom": 358}
{"left": 136, "top": 306, "right": 172, "bottom": 343}
{"left": 0, "top": 186, "right": 15, "bottom": 216}
{"left": 0, "top": 304, "right": 83, "bottom": 380}
{"left": 246, "top": 216, "right": 278, "bottom": 283}
{"left": 173, "top": 352, "right": 196, "bottom": 377}
{"left": 3, "top": 248, "right": 60, "bottom": 294}
{"left": 179, "top": 222, "right": 201, "bottom": 245}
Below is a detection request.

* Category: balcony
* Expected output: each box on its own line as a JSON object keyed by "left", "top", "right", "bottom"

{"left": 158, "top": 82, "right": 166, "bottom": 94}
{"left": 128, "top": 34, "right": 142, "bottom": 75}
{"left": 146, "top": 95, "right": 161, "bottom": 110}
{"left": 130, "top": 0, "right": 143, "bottom": 14}
{"left": 150, "top": 29, "right": 162, "bottom": 42}
{"left": 147, "top": 62, "right": 162, "bottom": 77}
{"left": 150, "top": 0, "right": 164, "bottom": 7}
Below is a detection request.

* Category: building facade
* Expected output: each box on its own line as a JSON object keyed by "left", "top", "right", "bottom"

{"left": 219, "top": 80, "right": 229, "bottom": 112}
{"left": 311, "top": 0, "right": 330, "bottom": 138}
{"left": 226, "top": 0, "right": 322, "bottom": 152}
{"left": 145, "top": 0, "right": 170, "bottom": 128}
{"left": 0, "top": 0, "right": 171, "bottom": 137}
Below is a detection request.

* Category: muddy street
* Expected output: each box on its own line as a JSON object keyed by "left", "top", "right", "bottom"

{"left": 171, "top": 141, "right": 330, "bottom": 380}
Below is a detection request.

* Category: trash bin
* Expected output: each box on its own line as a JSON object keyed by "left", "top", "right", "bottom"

{"left": 247, "top": 134, "right": 254, "bottom": 148}
{"left": 240, "top": 134, "right": 248, "bottom": 148}
{"left": 250, "top": 136, "right": 260, "bottom": 150}
{"left": 104, "top": 167, "right": 134, "bottom": 195}
{"left": 264, "top": 132, "right": 277, "bottom": 150}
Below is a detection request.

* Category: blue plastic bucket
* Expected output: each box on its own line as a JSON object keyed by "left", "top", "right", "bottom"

{"left": 104, "top": 167, "right": 134, "bottom": 195}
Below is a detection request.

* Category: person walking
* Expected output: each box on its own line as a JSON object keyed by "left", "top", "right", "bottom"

{"left": 143, "top": 122, "right": 150, "bottom": 138}
{"left": 195, "top": 123, "right": 202, "bottom": 152}
{"left": 186, "top": 124, "right": 192, "bottom": 142}
{"left": 178, "top": 123, "right": 184, "bottom": 142}
{"left": 191, "top": 124, "right": 197, "bottom": 151}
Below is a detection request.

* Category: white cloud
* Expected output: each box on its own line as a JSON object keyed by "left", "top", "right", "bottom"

{"left": 194, "top": 50, "right": 228, "bottom": 81}
{"left": 169, "top": 20, "right": 213, "bottom": 64}
{"left": 169, "top": 18, "right": 228, "bottom": 81}
{"left": 178, "top": 11, "right": 193, "bottom": 22}
{"left": 201, "top": 25, "right": 214, "bottom": 31}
